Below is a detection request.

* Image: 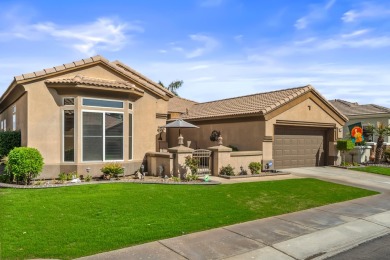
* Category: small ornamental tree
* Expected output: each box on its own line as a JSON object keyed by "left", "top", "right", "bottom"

{"left": 366, "top": 122, "right": 390, "bottom": 163}
{"left": 337, "top": 139, "right": 355, "bottom": 164}
{"left": 6, "top": 147, "right": 44, "bottom": 185}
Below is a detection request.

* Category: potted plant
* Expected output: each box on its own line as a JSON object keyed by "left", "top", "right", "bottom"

{"left": 101, "top": 162, "right": 124, "bottom": 180}
{"left": 248, "top": 162, "right": 262, "bottom": 174}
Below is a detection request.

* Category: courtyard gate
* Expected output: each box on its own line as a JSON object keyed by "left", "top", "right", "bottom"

{"left": 192, "top": 149, "right": 212, "bottom": 175}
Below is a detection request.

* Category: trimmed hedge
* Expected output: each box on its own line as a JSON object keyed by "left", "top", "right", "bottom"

{"left": 336, "top": 139, "right": 355, "bottom": 152}
{"left": 0, "top": 131, "right": 21, "bottom": 157}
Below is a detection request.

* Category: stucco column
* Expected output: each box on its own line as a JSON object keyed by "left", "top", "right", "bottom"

{"left": 208, "top": 145, "right": 232, "bottom": 176}
{"left": 168, "top": 145, "right": 194, "bottom": 178}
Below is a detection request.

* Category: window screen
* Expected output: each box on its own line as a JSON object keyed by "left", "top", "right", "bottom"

{"left": 83, "top": 112, "right": 103, "bottom": 161}
{"left": 64, "top": 110, "right": 75, "bottom": 161}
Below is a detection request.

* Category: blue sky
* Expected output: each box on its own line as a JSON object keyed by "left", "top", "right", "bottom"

{"left": 1, "top": 0, "right": 390, "bottom": 106}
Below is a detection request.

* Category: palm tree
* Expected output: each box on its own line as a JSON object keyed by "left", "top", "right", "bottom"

{"left": 158, "top": 80, "right": 183, "bottom": 96}
{"left": 366, "top": 122, "right": 390, "bottom": 163}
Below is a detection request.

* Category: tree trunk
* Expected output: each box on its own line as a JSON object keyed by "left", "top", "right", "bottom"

{"left": 375, "top": 135, "right": 384, "bottom": 164}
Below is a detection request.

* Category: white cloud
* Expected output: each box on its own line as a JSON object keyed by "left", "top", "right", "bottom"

{"left": 0, "top": 17, "right": 141, "bottom": 56}
{"left": 342, "top": 3, "right": 390, "bottom": 23}
{"left": 186, "top": 34, "right": 219, "bottom": 58}
{"left": 139, "top": 59, "right": 390, "bottom": 107}
{"left": 341, "top": 29, "right": 370, "bottom": 38}
{"left": 188, "top": 65, "right": 210, "bottom": 70}
{"left": 295, "top": 0, "right": 336, "bottom": 30}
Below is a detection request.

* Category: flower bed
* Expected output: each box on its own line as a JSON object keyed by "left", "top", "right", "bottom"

{"left": 219, "top": 171, "right": 290, "bottom": 179}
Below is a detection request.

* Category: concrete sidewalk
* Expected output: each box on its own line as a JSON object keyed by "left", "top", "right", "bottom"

{"left": 76, "top": 167, "right": 390, "bottom": 260}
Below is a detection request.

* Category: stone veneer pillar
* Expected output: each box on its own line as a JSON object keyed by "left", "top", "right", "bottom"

{"left": 168, "top": 145, "right": 194, "bottom": 178}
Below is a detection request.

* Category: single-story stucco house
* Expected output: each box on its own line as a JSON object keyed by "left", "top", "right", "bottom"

{"left": 0, "top": 55, "right": 174, "bottom": 178}
{"left": 0, "top": 55, "right": 349, "bottom": 177}
{"left": 167, "top": 86, "right": 348, "bottom": 169}
{"left": 329, "top": 99, "right": 390, "bottom": 143}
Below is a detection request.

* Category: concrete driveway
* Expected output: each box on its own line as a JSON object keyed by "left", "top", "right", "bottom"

{"left": 284, "top": 166, "right": 390, "bottom": 193}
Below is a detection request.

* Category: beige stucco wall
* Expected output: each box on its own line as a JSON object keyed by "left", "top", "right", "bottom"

{"left": 167, "top": 118, "right": 264, "bottom": 151}
{"left": 229, "top": 151, "right": 263, "bottom": 174}
{"left": 344, "top": 116, "right": 390, "bottom": 143}
{"left": 2, "top": 63, "right": 168, "bottom": 178}
{"left": 266, "top": 97, "right": 343, "bottom": 135}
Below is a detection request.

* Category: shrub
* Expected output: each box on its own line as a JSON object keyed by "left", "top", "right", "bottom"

{"left": 184, "top": 156, "right": 199, "bottom": 175}
{"left": 58, "top": 172, "right": 67, "bottom": 183}
{"left": 248, "top": 162, "right": 262, "bottom": 174}
{"left": 0, "top": 131, "right": 21, "bottom": 158}
{"left": 385, "top": 148, "right": 390, "bottom": 162}
{"left": 101, "top": 162, "right": 124, "bottom": 178}
{"left": 227, "top": 145, "right": 239, "bottom": 151}
{"left": 85, "top": 175, "right": 93, "bottom": 182}
{"left": 6, "top": 147, "right": 44, "bottom": 185}
{"left": 219, "top": 164, "right": 235, "bottom": 176}
{"left": 337, "top": 139, "right": 355, "bottom": 164}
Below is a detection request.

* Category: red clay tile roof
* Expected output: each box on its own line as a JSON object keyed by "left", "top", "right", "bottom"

{"left": 329, "top": 99, "right": 390, "bottom": 116}
{"left": 180, "top": 85, "right": 319, "bottom": 120}
{"left": 6, "top": 55, "right": 173, "bottom": 101}
{"left": 45, "top": 75, "right": 143, "bottom": 93}
{"left": 168, "top": 96, "right": 198, "bottom": 113}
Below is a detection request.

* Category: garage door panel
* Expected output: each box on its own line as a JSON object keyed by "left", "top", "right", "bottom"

{"left": 274, "top": 126, "right": 326, "bottom": 169}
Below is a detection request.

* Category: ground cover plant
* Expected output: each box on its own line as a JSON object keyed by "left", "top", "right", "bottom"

{"left": 350, "top": 166, "right": 390, "bottom": 176}
{"left": 0, "top": 179, "right": 377, "bottom": 259}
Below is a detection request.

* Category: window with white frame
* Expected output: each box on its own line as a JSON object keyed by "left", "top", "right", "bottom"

{"left": 82, "top": 111, "right": 124, "bottom": 161}
{"left": 3, "top": 119, "right": 6, "bottom": 131}
{"left": 12, "top": 106, "right": 16, "bottom": 131}
{"left": 63, "top": 110, "right": 75, "bottom": 162}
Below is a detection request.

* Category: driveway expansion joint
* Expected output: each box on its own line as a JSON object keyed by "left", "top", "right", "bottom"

{"left": 157, "top": 241, "right": 189, "bottom": 260}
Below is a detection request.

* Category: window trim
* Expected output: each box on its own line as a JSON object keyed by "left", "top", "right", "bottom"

{"left": 81, "top": 109, "right": 124, "bottom": 162}
{"left": 62, "top": 109, "right": 75, "bottom": 163}
{"left": 82, "top": 97, "right": 124, "bottom": 109}
{"left": 129, "top": 111, "right": 133, "bottom": 160}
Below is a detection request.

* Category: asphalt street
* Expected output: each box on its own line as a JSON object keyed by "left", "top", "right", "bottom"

{"left": 327, "top": 233, "right": 390, "bottom": 260}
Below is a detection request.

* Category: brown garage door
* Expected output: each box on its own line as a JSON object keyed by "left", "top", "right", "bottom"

{"left": 273, "top": 126, "right": 326, "bottom": 169}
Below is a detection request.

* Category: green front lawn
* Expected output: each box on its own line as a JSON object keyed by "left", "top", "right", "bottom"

{"left": 350, "top": 166, "right": 390, "bottom": 176}
{"left": 0, "top": 179, "right": 378, "bottom": 259}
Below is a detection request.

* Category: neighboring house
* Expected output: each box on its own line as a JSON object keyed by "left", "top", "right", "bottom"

{"left": 167, "top": 86, "right": 348, "bottom": 169}
{"left": 329, "top": 99, "right": 390, "bottom": 143}
{"left": 0, "top": 55, "right": 174, "bottom": 178}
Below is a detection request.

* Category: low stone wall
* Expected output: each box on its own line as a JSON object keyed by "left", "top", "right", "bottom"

{"left": 229, "top": 151, "right": 263, "bottom": 174}
{"left": 146, "top": 152, "right": 173, "bottom": 177}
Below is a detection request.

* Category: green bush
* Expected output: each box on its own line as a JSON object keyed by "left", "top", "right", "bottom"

{"left": 337, "top": 139, "right": 355, "bottom": 164}
{"left": 336, "top": 139, "right": 355, "bottom": 151}
{"left": 101, "top": 162, "right": 124, "bottom": 178}
{"left": 184, "top": 156, "right": 199, "bottom": 175}
{"left": 248, "top": 162, "right": 262, "bottom": 174}
{"left": 85, "top": 175, "right": 93, "bottom": 182}
{"left": 0, "top": 131, "right": 21, "bottom": 157}
{"left": 219, "top": 164, "right": 235, "bottom": 176}
{"left": 58, "top": 172, "right": 67, "bottom": 183}
{"left": 6, "top": 147, "right": 44, "bottom": 185}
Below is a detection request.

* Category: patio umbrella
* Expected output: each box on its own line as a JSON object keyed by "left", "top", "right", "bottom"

{"left": 163, "top": 119, "right": 199, "bottom": 145}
